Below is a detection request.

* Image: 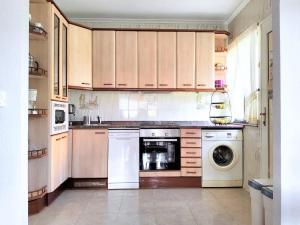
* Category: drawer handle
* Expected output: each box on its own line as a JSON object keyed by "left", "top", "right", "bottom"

{"left": 183, "top": 84, "right": 192, "bottom": 87}
{"left": 145, "top": 84, "right": 154, "bottom": 87}
{"left": 185, "top": 132, "right": 196, "bottom": 135}
{"left": 186, "top": 161, "right": 196, "bottom": 164}
{"left": 186, "top": 171, "right": 197, "bottom": 174}
{"left": 61, "top": 136, "right": 67, "bottom": 139}
{"left": 81, "top": 82, "right": 91, "bottom": 85}
{"left": 103, "top": 83, "right": 113, "bottom": 86}
{"left": 159, "top": 84, "right": 168, "bottom": 87}
{"left": 197, "top": 84, "right": 206, "bottom": 87}
{"left": 95, "top": 132, "right": 106, "bottom": 134}
{"left": 55, "top": 138, "right": 61, "bottom": 141}
{"left": 118, "top": 83, "right": 127, "bottom": 86}
{"left": 186, "top": 152, "right": 196, "bottom": 154}
{"left": 186, "top": 142, "right": 196, "bottom": 145}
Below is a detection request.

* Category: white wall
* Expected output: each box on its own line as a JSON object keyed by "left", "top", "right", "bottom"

{"left": 0, "top": 0, "right": 28, "bottom": 225}
{"left": 273, "top": 0, "right": 300, "bottom": 224}
{"left": 69, "top": 90, "right": 217, "bottom": 121}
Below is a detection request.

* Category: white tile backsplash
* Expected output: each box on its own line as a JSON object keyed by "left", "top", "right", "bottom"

{"left": 69, "top": 90, "right": 212, "bottom": 121}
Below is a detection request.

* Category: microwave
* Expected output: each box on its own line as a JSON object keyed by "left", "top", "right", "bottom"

{"left": 51, "top": 101, "right": 68, "bottom": 135}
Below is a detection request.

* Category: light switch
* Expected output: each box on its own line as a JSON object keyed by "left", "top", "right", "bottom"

{"left": 0, "top": 91, "right": 7, "bottom": 107}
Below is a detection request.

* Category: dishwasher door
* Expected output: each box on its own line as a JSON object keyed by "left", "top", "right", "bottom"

{"left": 108, "top": 129, "right": 140, "bottom": 189}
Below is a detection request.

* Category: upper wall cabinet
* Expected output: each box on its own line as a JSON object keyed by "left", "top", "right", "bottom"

{"left": 93, "top": 31, "right": 116, "bottom": 88}
{"left": 68, "top": 24, "right": 92, "bottom": 88}
{"left": 196, "top": 32, "right": 215, "bottom": 89}
{"left": 138, "top": 32, "right": 157, "bottom": 88}
{"left": 51, "top": 6, "right": 68, "bottom": 101}
{"left": 177, "top": 32, "right": 196, "bottom": 89}
{"left": 157, "top": 32, "right": 177, "bottom": 89}
{"left": 116, "top": 31, "right": 138, "bottom": 88}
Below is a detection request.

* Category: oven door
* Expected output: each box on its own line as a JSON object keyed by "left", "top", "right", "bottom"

{"left": 51, "top": 101, "right": 69, "bottom": 135}
{"left": 139, "top": 137, "right": 180, "bottom": 171}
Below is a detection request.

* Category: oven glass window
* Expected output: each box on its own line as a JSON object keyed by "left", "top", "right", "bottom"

{"left": 212, "top": 145, "right": 233, "bottom": 167}
{"left": 140, "top": 139, "right": 180, "bottom": 170}
{"left": 55, "top": 110, "right": 65, "bottom": 124}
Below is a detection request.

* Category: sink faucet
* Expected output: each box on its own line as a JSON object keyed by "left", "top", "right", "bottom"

{"left": 97, "top": 116, "right": 102, "bottom": 124}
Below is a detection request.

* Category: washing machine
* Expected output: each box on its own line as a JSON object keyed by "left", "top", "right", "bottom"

{"left": 202, "top": 129, "right": 243, "bottom": 187}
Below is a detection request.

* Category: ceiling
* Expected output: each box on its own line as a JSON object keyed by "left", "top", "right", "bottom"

{"left": 54, "top": 0, "right": 246, "bottom": 22}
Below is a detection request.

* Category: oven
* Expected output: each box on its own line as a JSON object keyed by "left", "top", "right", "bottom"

{"left": 140, "top": 129, "right": 180, "bottom": 171}
{"left": 51, "top": 101, "right": 68, "bottom": 135}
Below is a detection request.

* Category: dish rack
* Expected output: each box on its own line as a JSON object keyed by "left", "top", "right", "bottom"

{"left": 209, "top": 90, "right": 232, "bottom": 125}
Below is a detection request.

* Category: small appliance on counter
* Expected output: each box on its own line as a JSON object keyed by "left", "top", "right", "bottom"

{"left": 140, "top": 129, "right": 180, "bottom": 171}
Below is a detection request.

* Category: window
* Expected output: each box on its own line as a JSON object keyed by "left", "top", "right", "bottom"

{"left": 227, "top": 26, "right": 260, "bottom": 124}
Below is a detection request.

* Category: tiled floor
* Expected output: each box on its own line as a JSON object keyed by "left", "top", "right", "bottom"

{"left": 29, "top": 188, "right": 251, "bottom": 225}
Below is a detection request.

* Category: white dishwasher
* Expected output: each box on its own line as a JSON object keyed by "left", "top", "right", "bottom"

{"left": 108, "top": 129, "right": 140, "bottom": 189}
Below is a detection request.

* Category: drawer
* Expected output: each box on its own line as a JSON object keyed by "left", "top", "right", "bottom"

{"left": 181, "top": 158, "right": 202, "bottom": 167}
{"left": 181, "top": 138, "right": 201, "bottom": 148}
{"left": 181, "top": 168, "right": 202, "bottom": 177}
{"left": 181, "top": 148, "right": 201, "bottom": 157}
{"left": 181, "top": 129, "right": 201, "bottom": 138}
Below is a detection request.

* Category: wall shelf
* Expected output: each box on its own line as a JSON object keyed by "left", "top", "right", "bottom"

{"left": 28, "top": 109, "right": 47, "bottom": 117}
{"left": 29, "top": 67, "right": 48, "bottom": 79}
{"left": 29, "top": 24, "right": 47, "bottom": 41}
{"left": 28, "top": 148, "right": 47, "bottom": 160}
{"left": 28, "top": 186, "right": 47, "bottom": 201}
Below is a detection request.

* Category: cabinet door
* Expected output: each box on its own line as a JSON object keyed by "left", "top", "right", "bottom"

{"left": 61, "top": 18, "right": 68, "bottom": 101}
{"left": 116, "top": 31, "right": 138, "bottom": 88}
{"left": 50, "top": 133, "right": 69, "bottom": 192}
{"left": 68, "top": 25, "right": 92, "bottom": 88}
{"left": 138, "top": 32, "right": 157, "bottom": 88}
{"left": 51, "top": 6, "right": 61, "bottom": 100}
{"left": 157, "top": 32, "right": 176, "bottom": 89}
{"left": 196, "top": 33, "right": 215, "bottom": 89}
{"left": 72, "top": 129, "right": 108, "bottom": 178}
{"left": 93, "top": 31, "right": 116, "bottom": 88}
{"left": 177, "top": 32, "right": 196, "bottom": 88}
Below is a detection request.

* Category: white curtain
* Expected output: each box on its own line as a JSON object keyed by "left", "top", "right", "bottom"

{"left": 227, "top": 26, "right": 260, "bottom": 123}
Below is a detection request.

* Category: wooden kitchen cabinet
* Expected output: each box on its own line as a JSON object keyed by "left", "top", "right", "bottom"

{"left": 138, "top": 32, "right": 157, "bottom": 88}
{"left": 196, "top": 32, "right": 215, "bottom": 89}
{"left": 177, "top": 32, "right": 196, "bottom": 89}
{"left": 50, "top": 5, "right": 68, "bottom": 101}
{"left": 72, "top": 129, "right": 108, "bottom": 178}
{"left": 116, "top": 31, "right": 138, "bottom": 88}
{"left": 50, "top": 132, "right": 69, "bottom": 192}
{"left": 93, "top": 31, "right": 116, "bottom": 88}
{"left": 68, "top": 24, "right": 92, "bottom": 88}
{"left": 157, "top": 32, "right": 177, "bottom": 88}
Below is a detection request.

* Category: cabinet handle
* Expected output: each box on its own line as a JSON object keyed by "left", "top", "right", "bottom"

{"left": 183, "top": 84, "right": 192, "bottom": 87}
{"left": 145, "top": 84, "right": 154, "bottom": 87}
{"left": 186, "top": 161, "right": 196, "bottom": 164}
{"left": 103, "top": 83, "right": 113, "bottom": 86}
{"left": 186, "top": 171, "right": 197, "bottom": 174}
{"left": 61, "top": 136, "right": 67, "bottom": 139}
{"left": 185, "top": 132, "right": 196, "bottom": 135}
{"left": 186, "top": 142, "right": 197, "bottom": 145}
{"left": 95, "top": 132, "right": 105, "bottom": 134}
{"left": 118, "top": 83, "right": 127, "bottom": 86}
{"left": 197, "top": 84, "right": 206, "bottom": 87}
{"left": 81, "top": 82, "right": 91, "bottom": 85}
{"left": 55, "top": 96, "right": 61, "bottom": 99}
{"left": 186, "top": 152, "right": 196, "bottom": 154}
{"left": 159, "top": 84, "right": 168, "bottom": 87}
{"left": 55, "top": 138, "right": 61, "bottom": 141}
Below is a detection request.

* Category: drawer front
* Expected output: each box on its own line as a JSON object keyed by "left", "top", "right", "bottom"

{"left": 181, "top": 138, "right": 201, "bottom": 148}
{"left": 181, "top": 158, "right": 202, "bottom": 167}
{"left": 181, "top": 148, "right": 201, "bottom": 157}
{"left": 181, "top": 129, "right": 201, "bottom": 138}
{"left": 181, "top": 168, "right": 202, "bottom": 177}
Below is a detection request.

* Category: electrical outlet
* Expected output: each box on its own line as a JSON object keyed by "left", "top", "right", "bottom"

{"left": 0, "top": 91, "right": 7, "bottom": 107}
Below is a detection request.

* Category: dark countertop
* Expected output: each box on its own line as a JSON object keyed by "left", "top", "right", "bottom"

{"left": 69, "top": 121, "right": 244, "bottom": 129}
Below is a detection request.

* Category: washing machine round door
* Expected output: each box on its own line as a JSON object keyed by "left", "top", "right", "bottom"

{"left": 209, "top": 145, "right": 239, "bottom": 170}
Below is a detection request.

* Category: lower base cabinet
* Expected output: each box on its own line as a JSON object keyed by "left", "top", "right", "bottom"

{"left": 72, "top": 129, "right": 108, "bottom": 178}
{"left": 50, "top": 132, "right": 69, "bottom": 192}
